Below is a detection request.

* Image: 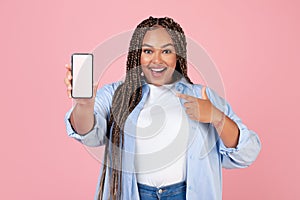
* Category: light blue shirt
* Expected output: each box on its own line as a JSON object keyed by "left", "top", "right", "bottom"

{"left": 64, "top": 78, "right": 261, "bottom": 200}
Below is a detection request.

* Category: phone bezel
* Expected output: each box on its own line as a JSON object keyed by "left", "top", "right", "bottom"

{"left": 71, "top": 53, "right": 94, "bottom": 99}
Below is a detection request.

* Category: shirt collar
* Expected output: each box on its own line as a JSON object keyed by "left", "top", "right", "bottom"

{"left": 176, "top": 77, "right": 193, "bottom": 90}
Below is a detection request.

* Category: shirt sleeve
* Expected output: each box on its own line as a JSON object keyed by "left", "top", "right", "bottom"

{"left": 205, "top": 87, "right": 262, "bottom": 169}
{"left": 64, "top": 82, "right": 122, "bottom": 147}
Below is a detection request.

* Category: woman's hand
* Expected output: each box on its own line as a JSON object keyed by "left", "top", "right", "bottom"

{"left": 64, "top": 63, "right": 99, "bottom": 135}
{"left": 177, "top": 87, "right": 219, "bottom": 123}
{"left": 64, "top": 64, "right": 98, "bottom": 105}
{"left": 177, "top": 87, "right": 240, "bottom": 148}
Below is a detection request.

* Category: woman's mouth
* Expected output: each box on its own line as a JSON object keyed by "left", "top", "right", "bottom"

{"left": 148, "top": 67, "right": 167, "bottom": 77}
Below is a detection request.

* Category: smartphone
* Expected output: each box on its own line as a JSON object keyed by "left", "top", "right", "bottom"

{"left": 71, "top": 53, "right": 93, "bottom": 98}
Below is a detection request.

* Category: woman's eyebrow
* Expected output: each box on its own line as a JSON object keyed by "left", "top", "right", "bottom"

{"left": 142, "top": 43, "right": 174, "bottom": 48}
{"left": 161, "top": 43, "right": 174, "bottom": 48}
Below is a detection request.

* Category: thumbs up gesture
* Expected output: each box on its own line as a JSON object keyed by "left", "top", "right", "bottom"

{"left": 177, "top": 87, "right": 217, "bottom": 123}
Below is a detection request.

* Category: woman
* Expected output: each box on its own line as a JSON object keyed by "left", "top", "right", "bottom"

{"left": 64, "top": 16, "right": 261, "bottom": 200}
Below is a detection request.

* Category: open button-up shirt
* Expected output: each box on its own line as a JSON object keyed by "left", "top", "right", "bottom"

{"left": 64, "top": 78, "right": 261, "bottom": 200}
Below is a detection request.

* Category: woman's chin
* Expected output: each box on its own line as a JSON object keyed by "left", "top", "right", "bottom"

{"left": 145, "top": 77, "right": 173, "bottom": 86}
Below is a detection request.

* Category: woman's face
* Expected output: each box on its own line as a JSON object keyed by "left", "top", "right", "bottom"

{"left": 140, "top": 27, "right": 177, "bottom": 86}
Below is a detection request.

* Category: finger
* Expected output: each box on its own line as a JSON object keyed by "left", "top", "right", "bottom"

{"left": 67, "top": 90, "right": 72, "bottom": 99}
{"left": 65, "top": 64, "right": 72, "bottom": 81}
{"left": 185, "top": 110, "right": 197, "bottom": 121}
{"left": 185, "top": 108, "right": 193, "bottom": 115}
{"left": 66, "top": 83, "right": 72, "bottom": 98}
{"left": 93, "top": 81, "right": 100, "bottom": 88}
{"left": 64, "top": 77, "right": 69, "bottom": 85}
{"left": 183, "top": 101, "right": 194, "bottom": 108}
{"left": 92, "top": 82, "right": 99, "bottom": 97}
{"left": 67, "top": 84, "right": 72, "bottom": 91}
{"left": 65, "top": 63, "right": 71, "bottom": 70}
{"left": 64, "top": 76, "right": 72, "bottom": 88}
{"left": 66, "top": 70, "right": 72, "bottom": 81}
{"left": 201, "top": 86, "right": 208, "bottom": 100}
{"left": 177, "top": 93, "right": 195, "bottom": 102}
{"left": 65, "top": 64, "right": 73, "bottom": 99}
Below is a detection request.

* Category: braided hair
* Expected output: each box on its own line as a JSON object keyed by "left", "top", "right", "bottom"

{"left": 98, "top": 16, "right": 193, "bottom": 200}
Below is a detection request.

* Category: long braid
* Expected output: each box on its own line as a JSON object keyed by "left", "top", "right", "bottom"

{"left": 98, "top": 16, "right": 192, "bottom": 200}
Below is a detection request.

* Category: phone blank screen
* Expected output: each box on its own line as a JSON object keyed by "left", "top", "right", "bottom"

{"left": 72, "top": 54, "right": 93, "bottom": 98}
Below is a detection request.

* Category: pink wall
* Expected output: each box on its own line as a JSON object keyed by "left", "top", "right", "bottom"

{"left": 1, "top": 0, "right": 299, "bottom": 199}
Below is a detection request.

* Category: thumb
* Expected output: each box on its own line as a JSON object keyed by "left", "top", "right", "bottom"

{"left": 93, "top": 82, "right": 99, "bottom": 97}
{"left": 201, "top": 86, "right": 208, "bottom": 100}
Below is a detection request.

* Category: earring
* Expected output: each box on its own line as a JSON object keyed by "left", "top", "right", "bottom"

{"left": 141, "top": 72, "right": 144, "bottom": 76}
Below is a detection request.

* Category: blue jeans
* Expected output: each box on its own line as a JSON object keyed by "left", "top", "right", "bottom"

{"left": 137, "top": 181, "right": 186, "bottom": 200}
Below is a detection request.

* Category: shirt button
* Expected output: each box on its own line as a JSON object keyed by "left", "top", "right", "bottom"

{"left": 176, "top": 85, "right": 183, "bottom": 92}
{"left": 158, "top": 189, "right": 163, "bottom": 194}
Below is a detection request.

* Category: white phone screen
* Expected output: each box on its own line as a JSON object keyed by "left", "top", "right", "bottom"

{"left": 71, "top": 53, "right": 93, "bottom": 98}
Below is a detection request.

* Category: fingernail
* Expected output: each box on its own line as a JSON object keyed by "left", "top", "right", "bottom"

{"left": 68, "top": 85, "right": 72, "bottom": 90}
{"left": 69, "top": 94, "right": 72, "bottom": 98}
{"left": 68, "top": 74, "right": 72, "bottom": 80}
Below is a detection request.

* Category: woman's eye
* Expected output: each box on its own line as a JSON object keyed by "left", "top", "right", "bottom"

{"left": 143, "top": 49, "right": 152, "bottom": 54}
{"left": 162, "top": 49, "right": 172, "bottom": 54}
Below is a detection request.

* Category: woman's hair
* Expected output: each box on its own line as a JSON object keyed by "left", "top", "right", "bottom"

{"left": 98, "top": 16, "right": 193, "bottom": 200}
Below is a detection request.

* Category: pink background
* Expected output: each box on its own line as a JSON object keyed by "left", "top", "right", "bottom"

{"left": 1, "top": 0, "right": 299, "bottom": 199}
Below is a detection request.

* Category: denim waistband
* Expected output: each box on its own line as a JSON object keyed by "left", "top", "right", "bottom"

{"left": 137, "top": 181, "right": 186, "bottom": 199}
{"left": 138, "top": 181, "right": 186, "bottom": 191}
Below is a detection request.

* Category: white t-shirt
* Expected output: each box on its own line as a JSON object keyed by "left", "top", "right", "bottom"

{"left": 135, "top": 83, "right": 189, "bottom": 187}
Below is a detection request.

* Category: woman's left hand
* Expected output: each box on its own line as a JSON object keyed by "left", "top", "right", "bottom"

{"left": 178, "top": 87, "right": 240, "bottom": 148}
{"left": 177, "top": 87, "right": 218, "bottom": 123}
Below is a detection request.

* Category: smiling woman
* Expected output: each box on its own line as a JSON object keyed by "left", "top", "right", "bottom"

{"left": 140, "top": 26, "right": 177, "bottom": 86}
{"left": 64, "top": 16, "right": 261, "bottom": 200}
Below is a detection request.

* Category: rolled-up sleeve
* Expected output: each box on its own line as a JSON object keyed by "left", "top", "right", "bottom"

{"left": 206, "top": 87, "right": 261, "bottom": 169}
{"left": 64, "top": 82, "right": 122, "bottom": 147}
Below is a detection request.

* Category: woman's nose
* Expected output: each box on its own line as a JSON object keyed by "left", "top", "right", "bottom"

{"left": 153, "top": 51, "right": 162, "bottom": 64}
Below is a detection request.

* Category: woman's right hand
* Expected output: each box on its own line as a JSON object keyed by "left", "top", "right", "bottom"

{"left": 64, "top": 64, "right": 98, "bottom": 134}
{"left": 64, "top": 64, "right": 98, "bottom": 105}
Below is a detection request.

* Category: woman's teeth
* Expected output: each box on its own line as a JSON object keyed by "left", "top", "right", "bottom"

{"left": 151, "top": 68, "right": 166, "bottom": 72}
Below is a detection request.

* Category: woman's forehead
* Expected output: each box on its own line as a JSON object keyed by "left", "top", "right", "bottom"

{"left": 142, "top": 28, "right": 174, "bottom": 47}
